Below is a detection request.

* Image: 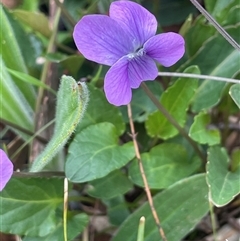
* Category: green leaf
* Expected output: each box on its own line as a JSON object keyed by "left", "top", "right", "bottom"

{"left": 179, "top": 14, "right": 193, "bottom": 36}
{"left": 120, "top": 82, "right": 163, "bottom": 123}
{"left": 87, "top": 170, "right": 133, "bottom": 199}
{"left": 12, "top": 10, "right": 51, "bottom": 37}
{"left": 0, "top": 57, "right": 34, "bottom": 138}
{"left": 104, "top": 195, "right": 130, "bottom": 226}
{"left": 231, "top": 148, "right": 240, "bottom": 172}
{"left": 112, "top": 174, "right": 209, "bottom": 241}
{"left": 207, "top": 146, "right": 240, "bottom": 207}
{"left": 76, "top": 85, "right": 125, "bottom": 135}
{"left": 185, "top": 16, "right": 216, "bottom": 57}
{"left": 22, "top": 212, "right": 89, "bottom": 241}
{"left": 222, "top": 5, "right": 240, "bottom": 26}
{"left": 229, "top": 84, "right": 240, "bottom": 108}
{"left": 66, "top": 122, "right": 135, "bottom": 183}
{"left": 145, "top": 66, "right": 199, "bottom": 139}
{"left": 0, "top": 177, "right": 63, "bottom": 237}
{"left": 183, "top": 26, "right": 240, "bottom": 111}
{"left": 129, "top": 143, "right": 201, "bottom": 189}
{"left": 0, "top": 6, "right": 37, "bottom": 106}
{"left": 0, "top": 6, "right": 27, "bottom": 72}
{"left": 30, "top": 76, "right": 89, "bottom": 172}
{"left": 19, "top": 0, "right": 39, "bottom": 11}
{"left": 7, "top": 68, "right": 56, "bottom": 95}
{"left": 189, "top": 112, "right": 221, "bottom": 146}
{"left": 205, "top": 0, "right": 238, "bottom": 23}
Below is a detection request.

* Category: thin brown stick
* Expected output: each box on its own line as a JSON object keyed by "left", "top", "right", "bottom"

{"left": 127, "top": 103, "right": 168, "bottom": 241}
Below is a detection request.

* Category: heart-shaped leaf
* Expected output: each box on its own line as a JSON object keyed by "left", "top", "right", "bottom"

{"left": 66, "top": 123, "right": 135, "bottom": 183}
{"left": 189, "top": 111, "right": 220, "bottom": 146}
{"left": 87, "top": 170, "right": 133, "bottom": 199}
{"left": 129, "top": 143, "right": 201, "bottom": 189}
{"left": 207, "top": 146, "right": 240, "bottom": 207}
{"left": 229, "top": 83, "right": 240, "bottom": 109}
{"left": 0, "top": 177, "right": 64, "bottom": 237}
{"left": 22, "top": 212, "right": 88, "bottom": 241}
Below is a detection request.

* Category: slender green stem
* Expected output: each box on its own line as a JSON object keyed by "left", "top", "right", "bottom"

{"left": 56, "top": 42, "right": 77, "bottom": 55}
{"left": 0, "top": 126, "right": 8, "bottom": 139}
{"left": 85, "top": 0, "right": 98, "bottom": 15}
{"left": 141, "top": 82, "right": 205, "bottom": 162}
{"left": 63, "top": 178, "right": 68, "bottom": 241}
{"left": 190, "top": 0, "right": 240, "bottom": 51}
{"left": 91, "top": 65, "right": 103, "bottom": 86}
{"left": 53, "top": 0, "right": 76, "bottom": 28}
{"left": 10, "top": 119, "right": 55, "bottom": 160}
{"left": 13, "top": 171, "right": 65, "bottom": 177}
{"left": 158, "top": 72, "right": 240, "bottom": 84}
{"left": 0, "top": 118, "right": 48, "bottom": 144}
{"left": 209, "top": 201, "right": 217, "bottom": 241}
{"left": 137, "top": 217, "right": 145, "bottom": 241}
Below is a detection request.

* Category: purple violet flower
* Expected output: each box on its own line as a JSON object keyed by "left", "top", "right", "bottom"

{"left": 73, "top": 0, "right": 185, "bottom": 106}
{"left": 0, "top": 149, "right": 13, "bottom": 191}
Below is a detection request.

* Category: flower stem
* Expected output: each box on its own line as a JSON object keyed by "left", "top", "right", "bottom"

{"left": 141, "top": 82, "right": 205, "bottom": 162}
{"left": 209, "top": 201, "right": 217, "bottom": 241}
{"left": 157, "top": 72, "right": 240, "bottom": 84}
{"left": 190, "top": 0, "right": 240, "bottom": 51}
{"left": 127, "top": 103, "right": 168, "bottom": 241}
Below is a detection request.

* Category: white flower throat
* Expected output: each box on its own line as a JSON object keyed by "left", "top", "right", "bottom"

{"left": 127, "top": 47, "right": 145, "bottom": 60}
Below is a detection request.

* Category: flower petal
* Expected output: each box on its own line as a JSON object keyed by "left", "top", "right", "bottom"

{"left": 144, "top": 32, "right": 185, "bottom": 67}
{"left": 128, "top": 54, "right": 158, "bottom": 88}
{"left": 110, "top": 1, "right": 157, "bottom": 49}
{"left": 73, "top": 15, "right": 133, "bottom": 66}
{"left": 0, "top": 149, "right": 13, "bottom": 191}
{"left": 104, "top": 56, "right": 132, "bottom": 106}
{"left": 104, "top": 54, "right": 158, "bottom": 106}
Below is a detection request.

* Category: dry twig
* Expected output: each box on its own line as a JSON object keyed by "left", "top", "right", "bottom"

{"left": 127, "top": 103, "right": 168, "bottom": 241}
